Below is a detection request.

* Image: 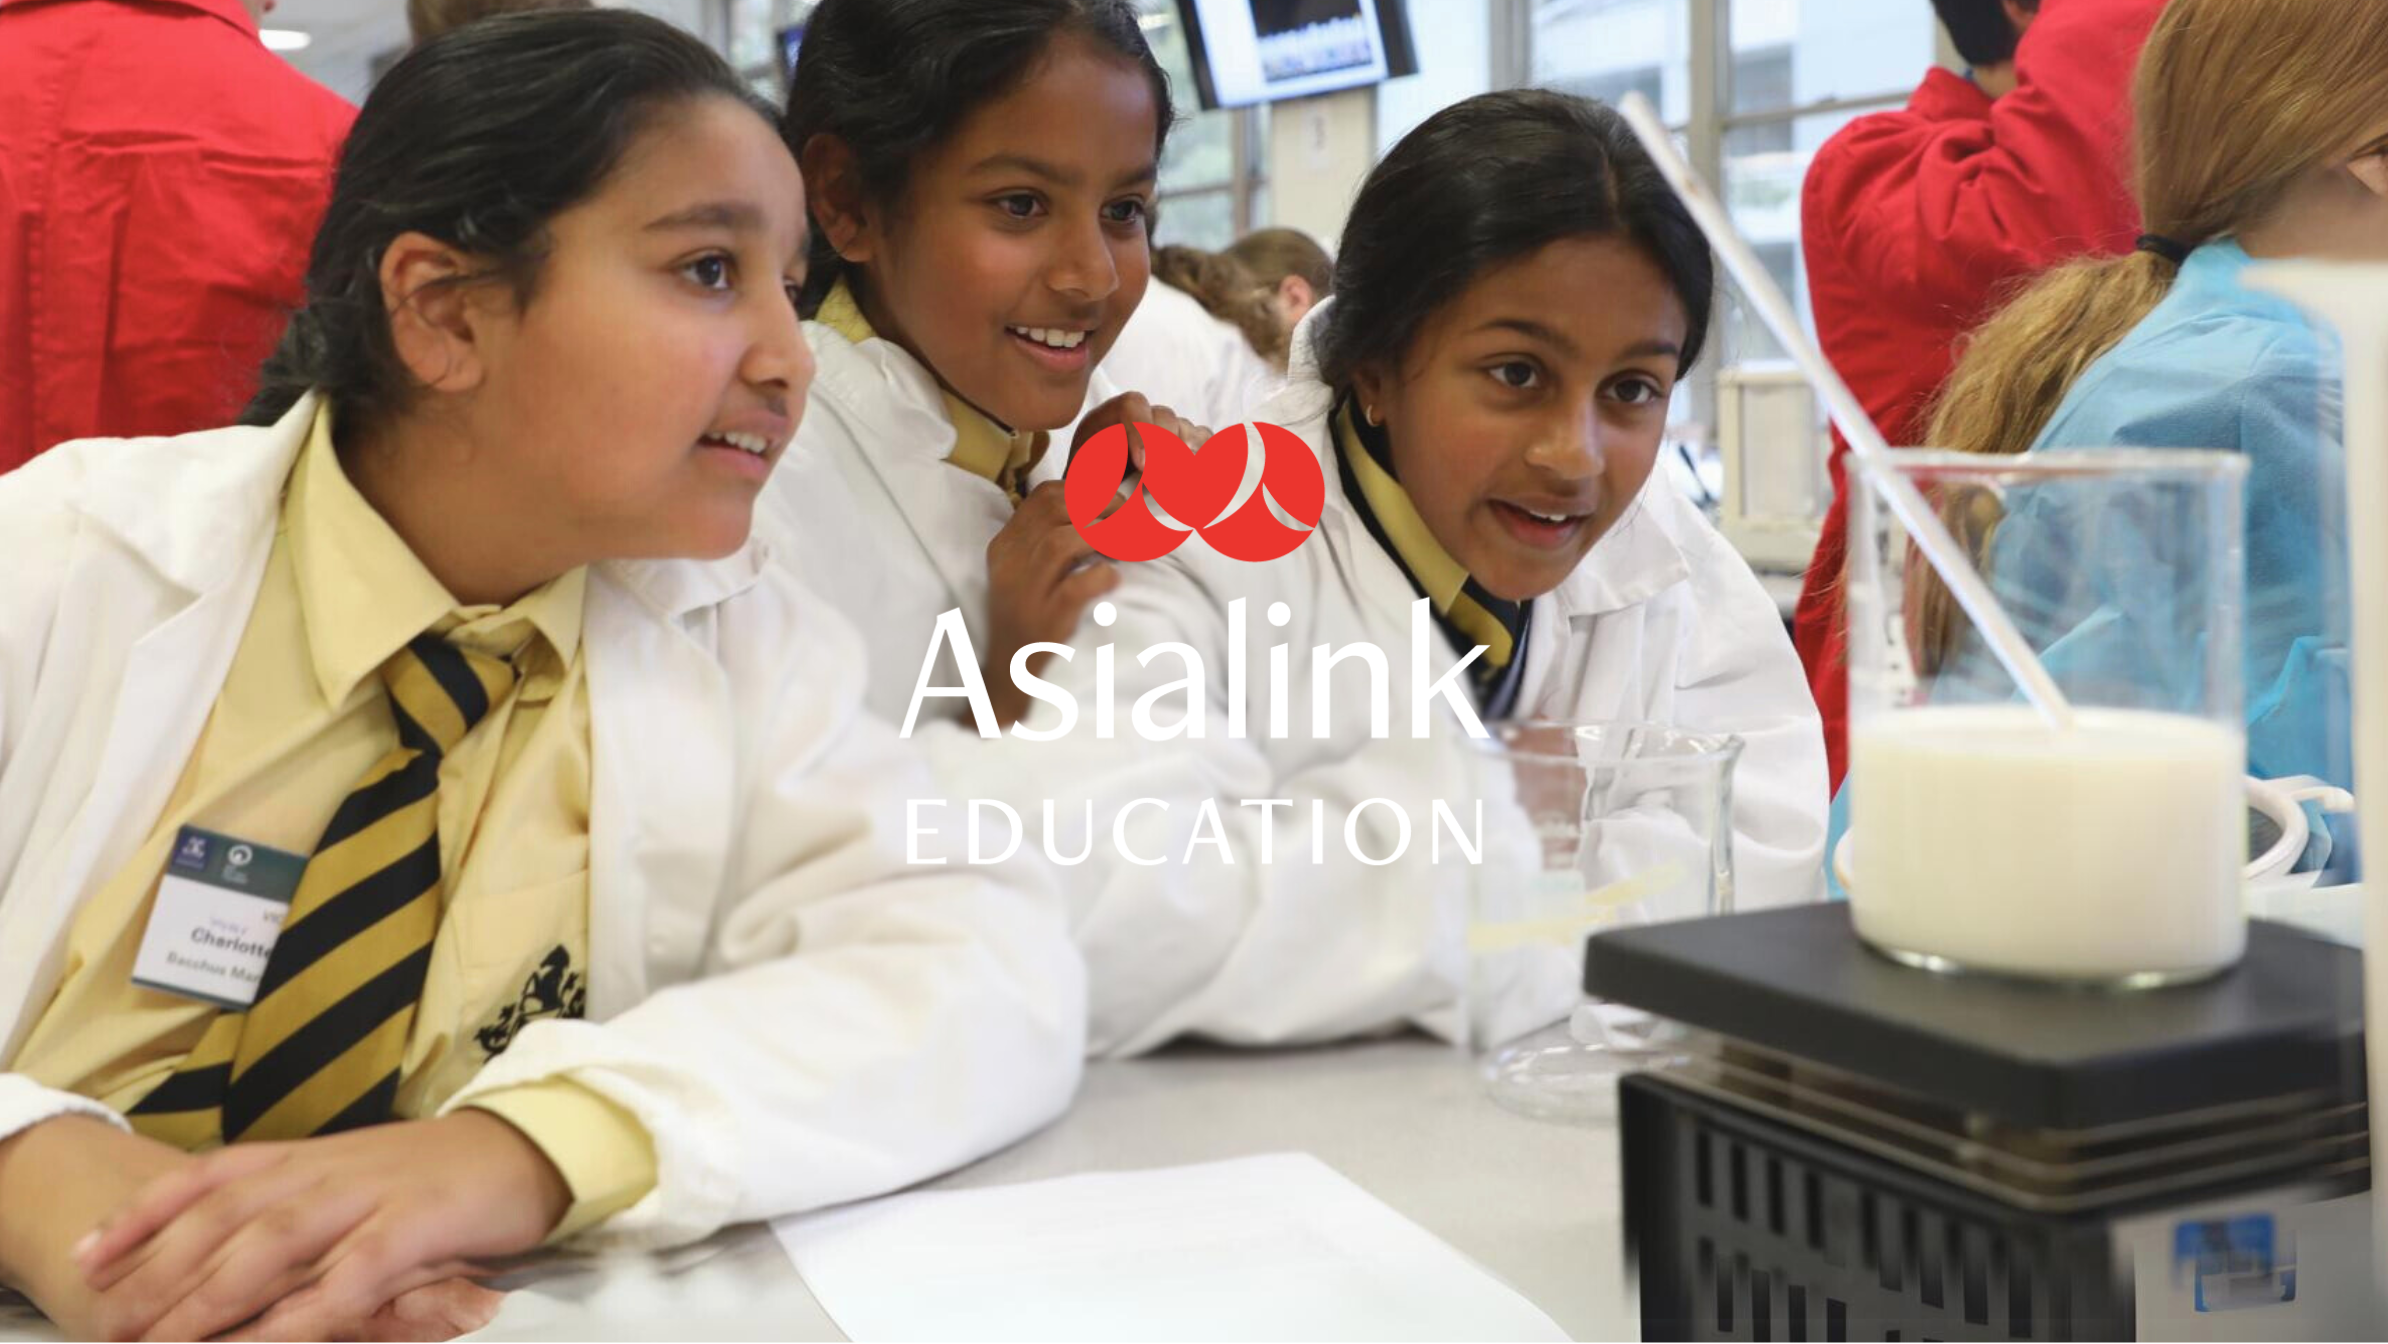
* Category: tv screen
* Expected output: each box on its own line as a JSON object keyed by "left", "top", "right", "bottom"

{"left": 1174, "top": 0, "right": 1418, "bottom": 110}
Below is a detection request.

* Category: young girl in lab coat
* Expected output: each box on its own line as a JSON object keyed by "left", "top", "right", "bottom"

{"left": 765, "top": 0, "right": 1209, "bottom": 728}
{"left": 0, "top": 14, "right": 1081, "bottom": 1337}
{"left": 927, "top": 91, "right": 1829, "bottom": 1056}
{"left": 1917, "top": 0, "right": 2388, "bottom": 872}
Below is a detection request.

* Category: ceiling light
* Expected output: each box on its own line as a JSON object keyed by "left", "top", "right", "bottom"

{"left": 261, "top": 28, "right": 312, "bottom": 50}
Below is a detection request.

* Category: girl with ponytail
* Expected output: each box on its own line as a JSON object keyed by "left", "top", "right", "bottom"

{"left": 1921, "top": 0, "right": 2388, "bottom": 869}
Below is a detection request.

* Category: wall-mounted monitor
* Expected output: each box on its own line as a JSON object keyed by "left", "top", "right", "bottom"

{"left": 1173, "top": 0, "right": 1418, "bottom": 110}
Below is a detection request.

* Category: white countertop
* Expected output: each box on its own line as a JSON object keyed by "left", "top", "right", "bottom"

{"left": 474, "top": 1037, "right": 1632, "bottom": 1341}
{"left": 0, "top": 1038, "right": 1634, "bottom": 1342}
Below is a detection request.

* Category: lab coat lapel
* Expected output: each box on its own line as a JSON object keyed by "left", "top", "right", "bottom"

{"left": 809, "top": 328, "right": 1010, "bottom": 634}
{"left": 1521, "top": 486, "right": 1697, "bottom": 719}
{"left": 0, "top": 408, "right": 298, "bottom": 1055}
{"left": 580, "top": 550, "right": 761, "bottom": 1017}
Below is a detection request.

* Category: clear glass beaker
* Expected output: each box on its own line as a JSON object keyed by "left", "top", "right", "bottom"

{"left": 1846, "top": 450, "right": 2250, "bottom": 986}
{"left": 1465, "top": 720, "right": 1740, "bottom": 1123}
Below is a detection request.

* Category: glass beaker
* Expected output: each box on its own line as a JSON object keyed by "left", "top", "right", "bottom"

{"left": 1846, "top": 450, "right": 2250, "bottom": 986}
{"left": 1465, "top": 720, "right": 1740, "bottom": 1123}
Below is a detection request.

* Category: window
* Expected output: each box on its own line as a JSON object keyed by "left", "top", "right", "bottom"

{"left": 1139, "top": 1, "right": 1266, "bottom": 250}
{"left": 1717, "top": 0, "right": 1932, "bottom": 361}
{"left": 1376, "top": 2, "right": 1493, "bottom": 157}
{"left": 1526, "top": 0, "right": 1935, "bottom": 361}
{"left": 727, "top": 0, "right": 805, "bottom": 98}
{"left": 1532, "top": 0, "right": 1691, "bottom": 124}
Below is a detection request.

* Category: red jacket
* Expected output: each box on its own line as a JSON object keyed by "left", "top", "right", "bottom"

{"left": 0, "top": 0, "right": 353, "bottom": 472}
{"left": 1793, "top": 0, "right": 2165, "bottom": 787}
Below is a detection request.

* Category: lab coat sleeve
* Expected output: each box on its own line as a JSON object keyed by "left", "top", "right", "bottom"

{"left": 1806, "top": 0, "right": 2162, "bottom": 316}
{"left": 443, "top": 586, "right": 1086, "bottom": 1251}
{"left": 0, "top": 448, "right": 147, "bottom": 1145}
{"left": 1662, "top": 502, "right": 1832, "bottom": 910}
{"left": 920, "top": 555, "right": 1489, "bottom": 1059}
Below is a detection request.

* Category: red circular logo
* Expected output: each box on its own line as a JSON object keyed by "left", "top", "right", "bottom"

{"left": 1063, "top": 421, "right": 1325, "bottom": 563}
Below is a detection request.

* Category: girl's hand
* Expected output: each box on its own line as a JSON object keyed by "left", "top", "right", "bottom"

{"left": 983, "top": 481, "right": 1119, "bottom": 728}
{"left": 74, "top": 1109, "right": 567, "bottom": 1341}
{"left": 1069, "top": 392, "right": 1211, "bottom": 476}
{"left": 0, "top": 1116, "right": 194, "bottom": 1339}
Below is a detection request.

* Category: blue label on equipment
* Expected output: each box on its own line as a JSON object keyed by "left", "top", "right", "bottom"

{"left": 2174, "top": 1214, "right": 2294, "bottom": 1312}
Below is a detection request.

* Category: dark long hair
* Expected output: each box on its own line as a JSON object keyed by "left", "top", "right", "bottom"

{"left": 781, "top": 0, "right": 1173, "bottom": 314}
{"left": 1315, "top": 90, "right": 1715, "bottom": 393}
{"left": 245, "top": 10, "right": 768, "bottom": 429}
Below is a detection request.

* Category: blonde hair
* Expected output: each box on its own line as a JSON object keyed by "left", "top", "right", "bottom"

{"left": 1910, "top": 0, "right": 2388, "bottom": 670}
{"left": 1224, "top": 227, "right": 1333, "bottom": 301}
{"left": 1152, "top": 244, "right": 1287, "bottom": 366}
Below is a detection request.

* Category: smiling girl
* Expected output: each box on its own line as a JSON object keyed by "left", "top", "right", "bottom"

{"left": 930, "top": 91, "right": 1828, "bottom": 1055}
{"left": 764, "top": 0, "right": 1211, "bottom": 728}
{"left": 0, "top": 14, "right": 1079, "bottom": 1337}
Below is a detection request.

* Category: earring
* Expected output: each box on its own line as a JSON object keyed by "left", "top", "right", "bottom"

{"left": 1363, "top": 404, "right": 1381, "bottom": 427}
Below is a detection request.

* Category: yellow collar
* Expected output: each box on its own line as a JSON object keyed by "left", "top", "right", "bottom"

{"left": 1333, "top": 403, "right": 1468, "bottom": 608}
{"left": 1331, "top": 402, "right": 1520, "bottom": 669}
{"left": 286, "top": 401, "right": 585, "bottom": 706}
{"left": 816, "top": 277, "right": 1049, "bottom": 501}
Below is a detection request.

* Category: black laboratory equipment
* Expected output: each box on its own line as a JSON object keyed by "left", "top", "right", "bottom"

{"left": 1586, "top": 904, "right": 2377, "bottom": 1341}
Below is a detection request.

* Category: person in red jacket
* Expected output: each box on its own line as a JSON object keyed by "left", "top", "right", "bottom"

{"left": 0, "top": 0, "right": 353, "bottom": 473}
{"left": 1792, "top": 0, "right": 2167, "bottom": 787}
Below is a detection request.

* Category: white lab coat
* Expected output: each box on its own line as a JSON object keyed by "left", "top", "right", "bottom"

{"left": 1094, "top": 280, "right": 1283, "bottom": 433}
{"left": 923, "top": 314, "right": 1828, "bottom": 1056}
{"left": 760, "top": 321, "right": 1118, "bottom": 727}
{"left": 0, "top": 396, "right": 1086, "bottom": 1252}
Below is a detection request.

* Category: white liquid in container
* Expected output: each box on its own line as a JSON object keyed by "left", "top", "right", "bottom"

{"left": 1850, "top": 705, "right": 2247, "bottom": 982}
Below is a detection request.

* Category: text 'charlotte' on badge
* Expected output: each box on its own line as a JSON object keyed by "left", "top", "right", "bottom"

{"left": 132, "top": 825, "right": 308, "bottom": 1010}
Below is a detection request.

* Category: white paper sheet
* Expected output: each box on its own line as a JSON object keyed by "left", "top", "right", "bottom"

{"left": 769, "top": 1153, "right": 1570, "bottom": 1342}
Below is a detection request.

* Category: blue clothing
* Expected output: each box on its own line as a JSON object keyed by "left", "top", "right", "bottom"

{"left": 1831, "top": 241, "right": 2354, "bottom": 895}
{"left": 2017, "top": 241, "right": 2349, "bottom": 794}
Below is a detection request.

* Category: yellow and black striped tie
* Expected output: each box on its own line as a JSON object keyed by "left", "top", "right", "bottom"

{"left": 129, "top": 633, "right": 515, "bottom": 1147}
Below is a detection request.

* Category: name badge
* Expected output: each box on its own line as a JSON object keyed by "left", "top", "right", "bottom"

{"left": 132, "top": 826, "right": 308, "bottom": 1009}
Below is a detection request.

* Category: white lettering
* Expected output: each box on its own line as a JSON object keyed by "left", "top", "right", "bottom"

{"left": 1238, "top": 798, "right": 1291, "bottom": 865}
{"left": 904, "top": 609, "right": 1000, "bottom": 739}
{"left": 1431, "top": 799, "right": 1484, "bottom": 864}
{"left": 1226, "top": 597, "right": 1248, "bottom": 740}
{"left": 1133, "top": 643, "right": 1207, "bottom": 740}
{"left": 1006, "top": 643, "right": 1079, "bottom": 741}
{"left": 1411, "top": 598, "right": 1488, "bottom": 739}
{"left": 1182, "top": 798, "right": 1235, "bottom": 863}
{"left": 1113, "top": 798, "right": 1168, "bottom": 866}
{"left": 905, "top": 799, "right": 948, "bottom": 865}
{"left": 1346, "top": 797, "right": 1413, "bottom": 866}
{"left": 1042, "top": 798, "right": 1095, "bottom": 866}
{"left": 968, "top": 798, "right": 1023, "bottom": 864}
{"left": 1314, "top": 640, "right": 1389, "bottom": 739}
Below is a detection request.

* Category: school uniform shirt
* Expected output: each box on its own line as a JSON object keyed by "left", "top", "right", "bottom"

{"left": 0, "top": 395, "right": 1086, "bottom": 1250}
{"left": 760, "top": 280, "right": 1119, "bottom": 727}
{"left": 922, "top": 303, "right": 1829, "bottom": 1057}
{"left": 8, "top": 401, "right": 649, "bottom": 1235}
{"left": 1790, "top": 0, "right": 2165, "bottom": 788}
{"left": 1095, "top": 280, "right": 1282, "bottom": 433}
{"left": 0, "top": 0, "right": 354, "bottom": 472}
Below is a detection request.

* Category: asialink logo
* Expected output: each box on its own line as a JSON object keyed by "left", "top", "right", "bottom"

{"left": 1063, "top": 420, "right": 1325, "bottom": 562}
